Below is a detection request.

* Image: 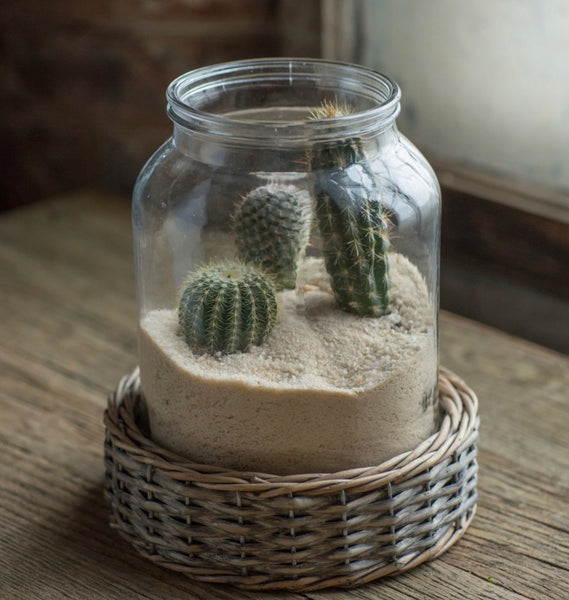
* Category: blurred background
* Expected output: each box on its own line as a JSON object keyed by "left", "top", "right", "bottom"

{"left": 1, "top": 0, "right": 321, "bottom": 211}
{"left": 2, "top": 0, "right": 568, "bottom": 352}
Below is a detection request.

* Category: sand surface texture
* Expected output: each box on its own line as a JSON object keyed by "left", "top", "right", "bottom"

{"left": 140, "top": 254, "right": 438, "bottom": 475}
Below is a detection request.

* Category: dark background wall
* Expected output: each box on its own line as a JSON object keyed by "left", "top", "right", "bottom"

{"left": 1, "top": 0, "right": 321, "bottom": 211}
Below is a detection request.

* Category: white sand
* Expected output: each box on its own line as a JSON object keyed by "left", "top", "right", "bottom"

{"left": 139, "top": 254, "right": 438, "bottom": 475}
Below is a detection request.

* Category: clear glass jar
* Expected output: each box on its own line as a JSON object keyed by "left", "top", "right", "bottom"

{"left": 133, "top": 58, "right": 441, "bottom": 475}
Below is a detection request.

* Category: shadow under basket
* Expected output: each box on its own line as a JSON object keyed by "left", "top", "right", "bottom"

{"left": 104, "top": 367, "right": 479, "bottom": 592}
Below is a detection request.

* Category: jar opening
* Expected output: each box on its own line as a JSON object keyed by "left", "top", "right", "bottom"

{"left": 167, "top": 58, "right": 401, "bottom": 144}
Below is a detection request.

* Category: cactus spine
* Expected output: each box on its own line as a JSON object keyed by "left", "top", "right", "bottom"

{"left": 309, "top": 99, "right": 391, "bottom": 317}
{"left": 233, "top": 185, "right": 312, "bottom": 289}
{"left": 178, "top": 262, "right": 278, "bottom": 354}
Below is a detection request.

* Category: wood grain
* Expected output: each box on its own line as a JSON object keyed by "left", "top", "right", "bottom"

{"left": 1, "top": 192, "right": 568, "bottom": 600}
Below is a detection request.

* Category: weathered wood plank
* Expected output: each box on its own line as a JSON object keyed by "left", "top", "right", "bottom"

{"left": 0, "top": 193, "right": 137, "bottom": 392}
{"left": 437, "top": 158, "right": 569, "bottom": 353}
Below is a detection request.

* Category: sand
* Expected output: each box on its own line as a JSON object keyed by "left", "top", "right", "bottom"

{"left": 139, "top": 254, "right": 438, "bottom": 475}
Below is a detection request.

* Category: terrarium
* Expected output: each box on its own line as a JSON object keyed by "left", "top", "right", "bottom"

{"left": 105, "top": 58, "right": 478, "bottom": 591}
{"left": 132, "top": 58, "right": 440, "bottom": 474}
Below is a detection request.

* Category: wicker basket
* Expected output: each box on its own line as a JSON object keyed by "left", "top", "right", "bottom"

{"left": 104, "top": 367, "right": 478, "bottom": 591}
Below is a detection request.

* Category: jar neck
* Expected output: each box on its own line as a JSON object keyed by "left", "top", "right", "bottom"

{"left": 167, "top": 58, "right": 401, "bottom": 149}
{"left": 171, "top": 121, "right": 400, "bottom": 161}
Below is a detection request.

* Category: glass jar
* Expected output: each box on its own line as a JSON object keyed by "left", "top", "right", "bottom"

{"left": 133, "top": 58, "right": 441, "bottom": 475}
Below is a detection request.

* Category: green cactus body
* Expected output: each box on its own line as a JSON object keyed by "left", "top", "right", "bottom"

{"left": 233, "top": 185, "right": 312, "bottom": 289}
{"left": 178, "top": 262, "right": 278, "bottom": 354}
{"left": 310, "top": 110, "right": 391, "bottom": 316}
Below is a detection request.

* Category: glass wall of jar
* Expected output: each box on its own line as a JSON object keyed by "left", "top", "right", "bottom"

{"left": 132, "top": 59, "right": 441, "bottom": 475}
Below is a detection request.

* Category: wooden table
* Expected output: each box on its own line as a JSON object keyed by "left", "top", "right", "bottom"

{"left": 1, "top": 192, "right": 568, "bottom": 600}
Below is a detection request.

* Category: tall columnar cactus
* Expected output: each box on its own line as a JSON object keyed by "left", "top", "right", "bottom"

{"left": 309, "top": 100, "right": 391, "bottom": 317}
{"left": 232, "top": 185, "right": 312, "bottom": 289}
{"left": 178, "top": 262, "right": 279, "bottom": 354}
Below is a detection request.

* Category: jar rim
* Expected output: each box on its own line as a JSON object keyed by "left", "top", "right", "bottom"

{"left": 166, "top": 58, "right": 401, "bottom": 144}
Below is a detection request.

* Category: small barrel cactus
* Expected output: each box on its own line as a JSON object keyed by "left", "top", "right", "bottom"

{"left": 309, "top": 99, "right": 391, "bottom": 317}
{"left": 178, "top": 262, "right": 279, "bottom": 354}
{"left": 232, "top": 185, "right": 312, "bottom": 289}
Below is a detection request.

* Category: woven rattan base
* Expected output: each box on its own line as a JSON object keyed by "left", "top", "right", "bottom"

{"left": 104, "top": 367, "right": 479, "bottom": 591}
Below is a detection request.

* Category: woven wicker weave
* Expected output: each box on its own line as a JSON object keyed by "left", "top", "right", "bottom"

{"left": 104, "top": 367, "right": 478, "bottom": 591}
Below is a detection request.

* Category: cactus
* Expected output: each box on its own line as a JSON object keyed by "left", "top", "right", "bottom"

{"left": 232, "top": 185, "right": 312, "bottom": 289}
{"left": 309, "top": 98, "right": 353, "bottom": 121}
{"left": 309, "top": 100, "right": 391, "bottom": 317}
{"left": 178, "top": 262, "right": 279, "bottom": 354}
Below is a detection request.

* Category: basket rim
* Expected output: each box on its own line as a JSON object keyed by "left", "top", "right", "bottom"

{"left": 104, "top": 366, "right": 479, "bottom": 497}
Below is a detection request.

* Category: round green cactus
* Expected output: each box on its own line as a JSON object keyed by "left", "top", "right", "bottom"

{"left": 309, "top": 100, "right": 391, "bottom": 317}
{"left": 178, "top": 262, "right": 279, "bottom": 354}
{"left": 232, "top": 185, "right": 312, "bottom": 289}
